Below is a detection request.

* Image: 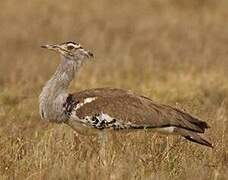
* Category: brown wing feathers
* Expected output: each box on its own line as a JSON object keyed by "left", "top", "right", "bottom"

{"left": 72, "top": 88, "right": 209, "bottom": 133}
{"left": 70, "top": 88, "right": 212, "bottom": 147}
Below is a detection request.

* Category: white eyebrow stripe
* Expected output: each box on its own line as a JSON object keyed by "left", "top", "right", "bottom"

{"left": 67, "top": 43, "right": 81, "bottom": 48}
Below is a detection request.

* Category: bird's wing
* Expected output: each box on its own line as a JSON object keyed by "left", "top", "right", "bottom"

{"left": 67, "top": 88, "right": 209, "bottom": 133}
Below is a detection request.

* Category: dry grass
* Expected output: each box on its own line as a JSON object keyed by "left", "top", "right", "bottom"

{"left": 0, "top": 0, "right": 228, "bottom": 179}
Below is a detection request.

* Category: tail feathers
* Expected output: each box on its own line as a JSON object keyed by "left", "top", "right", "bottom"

{"left": 175, "top": 128, "right": 213, "bottom": 148}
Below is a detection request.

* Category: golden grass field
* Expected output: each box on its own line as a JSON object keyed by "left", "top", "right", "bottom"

{"left": 0, "top": 0, "right": 228, "bottom": 179}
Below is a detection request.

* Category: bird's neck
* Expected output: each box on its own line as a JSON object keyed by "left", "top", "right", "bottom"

{"left": 43, "top": 57, "right": 79, "bottom": 95}
{"left": 39, "top": 56, "right": 81, "bottom": 122}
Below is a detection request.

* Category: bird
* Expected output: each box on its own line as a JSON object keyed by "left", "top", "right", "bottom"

{"left": 39, "top": 41, "right": 213, "bottom": 148}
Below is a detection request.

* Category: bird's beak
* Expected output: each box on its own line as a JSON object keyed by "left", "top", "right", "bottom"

{"left": 40, "top": 44, "right": 59, "bottom": 50}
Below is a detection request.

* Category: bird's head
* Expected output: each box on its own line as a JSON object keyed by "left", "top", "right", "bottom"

{"left": 41, "top": 41, "right": 93, "bottom": 62}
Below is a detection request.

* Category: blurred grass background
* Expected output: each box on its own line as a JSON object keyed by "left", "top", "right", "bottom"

{"left": 0, "top": 0, "right": 228, "bottom": 179}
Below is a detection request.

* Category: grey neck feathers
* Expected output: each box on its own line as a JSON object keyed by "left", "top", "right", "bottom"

{"left": 39, "top": 56, "right": 81, "bottom": 122}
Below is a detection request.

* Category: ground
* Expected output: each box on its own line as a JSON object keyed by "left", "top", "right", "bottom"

{"left": 0, "top": 0, "right": 228, "bottom": 179}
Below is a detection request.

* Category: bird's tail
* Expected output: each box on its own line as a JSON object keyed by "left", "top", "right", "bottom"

{"left": 175, "top": 128, "right": 213, "bottom": 148}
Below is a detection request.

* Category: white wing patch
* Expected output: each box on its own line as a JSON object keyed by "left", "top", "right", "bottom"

{"left": 98, "top": 113, "right": 114, "bottom": 122}
{"left": 75, "top": 97, "right": 97, "bottom": 110}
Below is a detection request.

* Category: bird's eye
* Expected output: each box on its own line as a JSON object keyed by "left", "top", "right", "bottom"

{"left": 67, "top": 45, "right": 75, "bottom": 50}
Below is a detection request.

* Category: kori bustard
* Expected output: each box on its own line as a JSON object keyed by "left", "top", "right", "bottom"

{"left": 39, "top": 41, "right": 212, "bottom": 148}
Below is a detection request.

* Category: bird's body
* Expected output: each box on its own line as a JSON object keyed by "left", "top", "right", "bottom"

{"left": 40, "top": 41, "right": 212, "bottom": 148}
